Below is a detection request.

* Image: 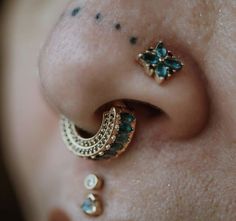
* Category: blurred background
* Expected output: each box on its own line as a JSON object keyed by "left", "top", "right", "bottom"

{"left": 0, "top": 1, "right": 24, "bottom": 220}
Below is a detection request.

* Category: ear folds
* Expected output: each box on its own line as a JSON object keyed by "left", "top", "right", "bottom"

{"left": 39, "top": 1, "right": 209, "bottom": 140}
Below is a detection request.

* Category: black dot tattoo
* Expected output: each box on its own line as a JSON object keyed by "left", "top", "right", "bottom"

{"left": 95, "top": 13, "right": 102, "bottom": 21}
{"left": 115, "top": 23, "right": 121, "bottom": 30}
{"left": 71, "top": 7, "right": 80, "bottom": 17}
{"left": 129, "top": 37, "right": 138, "bottom": 45}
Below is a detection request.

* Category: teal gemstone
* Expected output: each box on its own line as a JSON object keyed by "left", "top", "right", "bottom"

{"left": 120, "top": 123, "right": 133, "bottom": 133}
{"left": 103, "top": 149, "right": 117, "bottom": 158}
{"left": 155, "top": 63, "right": 169, "bottom": 78}
{"left": 111, "top": 142, "right": 123, "bottom": 151}
{"left": 164, "top": 58, "right": 182, "bottom": 70}
{"left": 156, "top": 42, "right": 167, "bottom": 58}
{"left": 121, "top": 113, "right": 135, "bottom": 123}
{"left": 116, "top": 133, "right": 129, "bottom": 144}
{"left": 100, "top": 155, "right": 113, "bottom": 159}
{"left": 141, "top": 52, "right": 158, "bottom": 65}
{"left": 103, "top": 152, "right": 116, "bottom": 158}
{"left": 81, "top": 198, "right": 94, "bottom": 214}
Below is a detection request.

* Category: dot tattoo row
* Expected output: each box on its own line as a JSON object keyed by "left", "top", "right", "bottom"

{"left": 71, "top": 6, "right": 138, "bottom": 45}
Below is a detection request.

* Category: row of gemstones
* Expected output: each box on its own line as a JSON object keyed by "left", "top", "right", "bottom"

{"left": 61, "top": 110, "right": 118, "bottom": 157}
{"left": 91, "top": 112, "right": 136, "bottom": 160}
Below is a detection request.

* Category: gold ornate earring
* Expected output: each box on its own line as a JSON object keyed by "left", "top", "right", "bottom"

{"left": 61, "top": 105, "right": 136, "bottom": 161}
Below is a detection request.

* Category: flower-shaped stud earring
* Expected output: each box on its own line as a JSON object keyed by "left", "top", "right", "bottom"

{"left": 137, "top": 41, "right": 184, "bottom": 84}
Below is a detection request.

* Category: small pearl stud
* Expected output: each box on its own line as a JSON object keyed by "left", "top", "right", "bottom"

{"left": 84, "top": 174, "right": 103, "bottom": 190}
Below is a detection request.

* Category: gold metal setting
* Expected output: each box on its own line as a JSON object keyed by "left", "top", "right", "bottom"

{"left": 60, "top": 106, "right": 136, "bottom": 161}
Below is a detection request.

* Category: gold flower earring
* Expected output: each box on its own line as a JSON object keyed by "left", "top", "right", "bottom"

{"left": 137, "top": 41, "right": 184, "bottom": 84}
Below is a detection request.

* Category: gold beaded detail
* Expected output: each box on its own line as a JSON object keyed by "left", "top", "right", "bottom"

{"left": 60, "top": 106, "right": 136, "bottom": 160}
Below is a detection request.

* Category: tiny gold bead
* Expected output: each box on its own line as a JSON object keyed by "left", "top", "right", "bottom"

{"left": 98, "top": 151, "right": 104, "bottom": 156}
{"left": 105, "top": 144, "right": 111, "bottom": 150}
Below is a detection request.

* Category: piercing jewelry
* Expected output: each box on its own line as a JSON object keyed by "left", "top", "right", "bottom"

{"left": 81, "top": 174, "right": 103, "bottom": 217}
{"left": 84, "top": 174, "right": 103, "bottom": 190}
{"left": 137, "top": 41, "right": 184, "bottom": 84}
{"left": 61, "top": 105, "right": 136, "bottom": 161}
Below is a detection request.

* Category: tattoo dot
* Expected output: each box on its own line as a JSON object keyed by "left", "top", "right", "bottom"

{"left": 115, "top": 23, "right": 121, "bottom": 30}
{"left": 71, "top": 7, "right": 81, "bottom": 17}
{"left": 95, "top": 13, "right": 102, "bottom": 21}
{"left": 129, "top": 37, "right": 138, "bottom": 45}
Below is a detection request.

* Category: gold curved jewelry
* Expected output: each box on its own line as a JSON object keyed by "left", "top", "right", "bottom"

{"left": 60, "top": 106, "right": 136, "bottom": 161}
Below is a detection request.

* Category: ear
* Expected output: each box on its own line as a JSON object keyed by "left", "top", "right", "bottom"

{"left": 39, "top": 2, "right": 209, "bottom": 140}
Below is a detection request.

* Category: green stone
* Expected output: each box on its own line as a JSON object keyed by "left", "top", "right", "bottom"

{"left": 96, "top": 143, "right": 123, "bottom": 159}
{"left": 141, "top": 52, "right": 158, "bottom": 65}
{"left": 103, "top": 152, "right": 116, "bottom": 159}
{"left": 156, "top": 42, "right": 167, "bottom": 58}
{"left": 121, "top": 113, "right": 135, "bottom": 123}
{"left": 116, "top": 133, "right": 129, "bottom": 144}
{"left": 103, "top": 149, "right": 117, "bottom": 158}
{"left": 120, "top": 123, "right": 133, "bottom": 133}
{"left": 111, "top": 142, "right": 123, "bottom": 151}
{"left": 164, "top": 58, "right": 183, "bottom": 70}
{"left": 155, "top": 63, "right": 169, "bottom": 78}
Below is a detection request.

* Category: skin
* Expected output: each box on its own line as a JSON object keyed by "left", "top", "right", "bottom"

{"left": 2, "top": 0, "right": 236, "bottom": 220}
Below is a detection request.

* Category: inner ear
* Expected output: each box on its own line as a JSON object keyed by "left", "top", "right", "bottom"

{"left": 95, "top": 99, "right": 165, "bottom": 121}
{"left": 76, "top": 127, "right": 94, "bottom": 138}
{"left": 124, "top": 99, "right": 164, "bottom": 118}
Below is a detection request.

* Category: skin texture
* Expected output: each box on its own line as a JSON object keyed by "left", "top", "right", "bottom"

{"left": 2, "top": 0, "right": 236, "bottom": 220}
